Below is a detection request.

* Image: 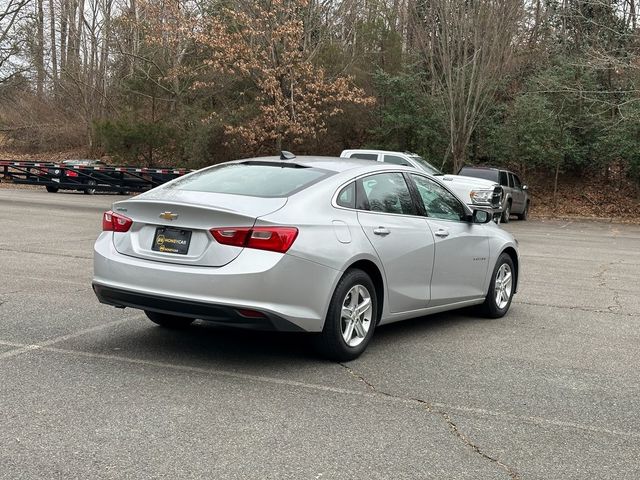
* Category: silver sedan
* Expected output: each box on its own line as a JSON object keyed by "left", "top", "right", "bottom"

{"left": 93, "top": 155, "right": 519, "bottom": 360}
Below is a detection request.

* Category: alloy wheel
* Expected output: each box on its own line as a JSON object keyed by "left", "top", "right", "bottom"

{"left": 494, "top": 263, "right": 513, "bottom": 309}
{"left": 341, "top": 284, "right": 373, "bottom": 347}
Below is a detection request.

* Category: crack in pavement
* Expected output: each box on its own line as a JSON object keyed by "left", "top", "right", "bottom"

{"left": 339, "top": 363, "right": 520, "bottom": 479}
{"left": 513, "top": 300, "right": 637, "bottom": 318}
{"left": 0, "top": 287, "right": 90, "bottom": 298}
{"left": 0, "top": 247, "right": 92, "bottom": 260}
{"left": 593, "top": 262, "right": 624, "bottom": 313}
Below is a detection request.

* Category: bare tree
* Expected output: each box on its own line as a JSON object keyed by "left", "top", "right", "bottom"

{"left": 415, "top": 0, "right": 523, "bottom": 172}
{"left": 48, "top": 0, "right": 58, "bottom": 86}
{"left": 0, "top": 0, "right": 31, "bottom": 85}
{"left": 35, "top": 0, "right": 44, "bottom": 96}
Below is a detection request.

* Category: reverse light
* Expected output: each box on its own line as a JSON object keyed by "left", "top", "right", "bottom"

{"left": 102, "top": 210, "right": 133, "bottom": 232}
{"left": 210, "top": 226, "right": 298, "bottom": 253}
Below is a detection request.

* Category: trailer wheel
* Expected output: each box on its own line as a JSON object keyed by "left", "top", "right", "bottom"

{"left": 84, "top": 180, "right": 97, "bottom": 195}
{"left": 46, "top": 186, "right": 59, "bottom": 193}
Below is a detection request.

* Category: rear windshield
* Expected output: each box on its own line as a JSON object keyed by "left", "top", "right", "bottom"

{"left": 458, "top": 167, "right": 499, "bottom": 182}
{"left": 168, "top": 163, "right": 333, "bottom": 197}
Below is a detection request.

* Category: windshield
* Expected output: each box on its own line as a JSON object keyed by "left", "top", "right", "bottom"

{"left": 409, "top": 156, "right": 443, "bottom": 176}
{"left": 458, "top": 167, "right": 499, "bottom": 182}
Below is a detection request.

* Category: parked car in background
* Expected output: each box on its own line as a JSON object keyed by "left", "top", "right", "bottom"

{"left": 47, "top": 159, "right": 108, "bottom": 195}
{"left": 458, "top": 166, "right": 530, "bottom": 223}
{"left": 93, "top": 154, "right": 519, "bottom": 361}
{"left": 340, "top": 149, "right": 504, "bottom": 221}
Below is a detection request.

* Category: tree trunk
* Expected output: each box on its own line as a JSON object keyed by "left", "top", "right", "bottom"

{"left": 60, "top": 0, "right": 68, "bottom": 71}
{"left": 553, "top": 162, "right": 560, "bottom": 208}
{"left": 66, "top": 0, "right": 77, "bottom": 71}
{"left": 74, "top": 0, "right": 84, "bottom": 62}
{"left": 49, "top": 0, "right": 57, "bottom": 87}
{"left": 35, "top": 0, "right": 44, "bottom": 97}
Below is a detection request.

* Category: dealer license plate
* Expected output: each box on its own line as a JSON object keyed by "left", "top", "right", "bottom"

{"left": 152, "top": 227, "right": 192, "bottom": 255}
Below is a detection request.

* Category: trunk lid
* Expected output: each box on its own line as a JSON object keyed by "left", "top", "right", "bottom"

{"left": 111, "top": 191, "right": 287, "bottom": 266}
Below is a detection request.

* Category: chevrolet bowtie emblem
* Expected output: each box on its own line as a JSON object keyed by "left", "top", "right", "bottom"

{"left": 159, "top": 212, "right": 178, "bottom": 221}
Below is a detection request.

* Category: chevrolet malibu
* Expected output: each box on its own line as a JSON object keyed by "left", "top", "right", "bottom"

{"left": 93, "top": 155, "right": 519, "bottom": 360}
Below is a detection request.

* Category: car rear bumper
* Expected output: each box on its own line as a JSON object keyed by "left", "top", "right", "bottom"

{"left": 93, "top": 232, "right": 341, "bottom": 332}
{"left": 92, "top": 284, "right": 305, "bottom": 331}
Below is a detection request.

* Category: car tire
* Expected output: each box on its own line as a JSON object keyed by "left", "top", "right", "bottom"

{"left": 84, "top": 180, "right": 97, "bottom": 195}
{"left": 517, "top": 201, "right": 530, "bottom": 221}
{"left": 479, "top": 253, "right": 515, "bottom": 318}
{"left": 46, "top": 186, "right": 59, "bottom": 193}
{"left": 501, "top": 202, "right": 511, "bottom": 224}
{"left": 145, "top": 311, "right": 195, "bottom": 329}
{"left": 314, "top": 269, "right": 377, "bottom": 361}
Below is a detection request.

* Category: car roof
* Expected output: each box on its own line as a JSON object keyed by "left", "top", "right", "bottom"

{"left": 232, "top": 155, "right": 413, "bottom": 174}
{"left": 341, "top": 149, "right": 419, "bottom": 156}
{"left": 460, "top": 165, "right": 503, "bottom": 172}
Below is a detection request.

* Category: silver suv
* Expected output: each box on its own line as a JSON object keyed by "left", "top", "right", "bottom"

{"left": 458, "top": 166, "right": 530, "bottom": 223}
{"left": 340, "top": 149, "right": 504, "bottom": 220}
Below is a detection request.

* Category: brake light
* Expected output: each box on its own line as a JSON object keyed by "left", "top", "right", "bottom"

{"left": 65, "top": 170, "right": 79, "bottom": 177}
{"left": 210, "top": 228, "right": 251, "bottom": 247}
{"left": 210, "top": 226, "right": 298, "bottom": 253}
{"left": 102, "top": 210, "right": 133, "bottom": 232}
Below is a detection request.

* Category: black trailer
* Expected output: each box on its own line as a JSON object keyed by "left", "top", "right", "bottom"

{"left": 0, "top": 160, "right": 191, "bottom": 194}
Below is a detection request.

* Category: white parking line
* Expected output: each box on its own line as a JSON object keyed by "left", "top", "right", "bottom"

{"left": 0, "top": 316, "right": 138, "bottom": 360}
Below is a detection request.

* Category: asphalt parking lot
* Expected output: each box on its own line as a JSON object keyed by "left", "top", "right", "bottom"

{"left": 1, "top": 188, "right": 639, "bottom": 479}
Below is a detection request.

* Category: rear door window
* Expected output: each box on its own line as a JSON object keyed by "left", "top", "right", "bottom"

{"left": 499, "top": 171, "right": 509, "bottom": 186}
{"left": 512, "top": 174, "right": 522, "bottom": 189}
{"left": 336, "top": 182, "right": 356, "bottom": 208}
{"left": 508, "top": 173, "right": 514, "bottom": 188}
{"left": 169, "top": 163, "right": 332, "bottom": 197}
{"left": 357, "top": 173, "right": 416, "bottom": 215}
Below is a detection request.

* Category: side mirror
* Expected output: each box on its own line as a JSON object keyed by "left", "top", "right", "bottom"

{"left": 472, "top": 209, "right": 492, "bottom": 224}
{"left": 522, "top": 185, "right": 528, "bottom": 191}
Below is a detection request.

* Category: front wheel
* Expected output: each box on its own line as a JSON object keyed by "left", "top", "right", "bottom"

{"left": 46, "top": 186, "right": 59, "bottom": 193}
{"left": 314, "top": 269, "right": 377, "bottom": 361}
{"left": 501, "top": 202, "right": 511, "bottom": 223}
{"left": 145, "top": 311, "right": 195, "bottom": 329}
{"left": 479, "top": 253, "right": 515, "bottom": 318}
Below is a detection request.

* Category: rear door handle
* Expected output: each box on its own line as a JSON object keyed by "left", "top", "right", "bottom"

{"left": 373, "top": 227, "right": 390, "bottom": 236}
{"left": 434, "top": 229, "right": 449, "bottom": 238}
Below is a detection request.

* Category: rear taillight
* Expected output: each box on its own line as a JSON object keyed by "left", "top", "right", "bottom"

{"left": 65, "top": 170, "right": 79, "bottom": 177}
{"left": 102, "top": 210, "right": 133, "bottom": 232}
{"left": 210, "top": 226, "right": 298, "bottom": 253}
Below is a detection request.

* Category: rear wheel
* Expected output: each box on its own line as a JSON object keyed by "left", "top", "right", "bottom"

{"left": 517, "top": 201, "right": 530, "bottom": 221}
{"left": 314, "top": 269, "right": 377, "bottom": 361}
{"left": 479, "top": 253, "right": 515, "bottom": 318}
{"left": 145, "top": 311, "right": 195, "bottom": 329}
{"left": 46, "top": 186, "right": 59, "bottom": 193}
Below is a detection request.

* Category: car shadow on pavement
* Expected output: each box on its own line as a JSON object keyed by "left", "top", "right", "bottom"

{"left": 83, "top": 310, "right": 484, "bottom": 367}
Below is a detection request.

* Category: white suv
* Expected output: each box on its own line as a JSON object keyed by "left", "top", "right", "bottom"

{"left": 340, "top": 149, "right": 504, "bottom": 219}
